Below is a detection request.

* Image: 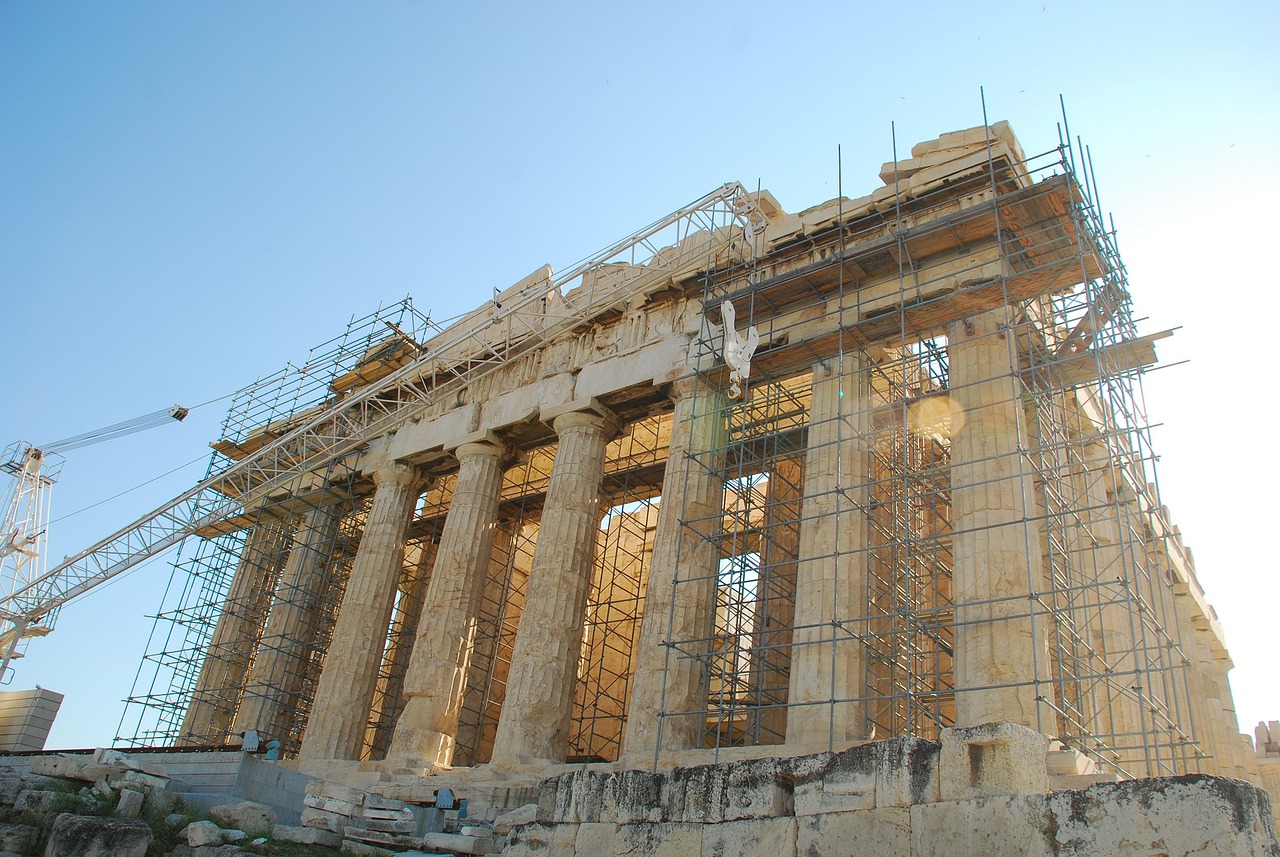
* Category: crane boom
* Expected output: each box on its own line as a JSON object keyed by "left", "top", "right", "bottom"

{"left": 0, "top": 183, "right": 765, "bottom": 629}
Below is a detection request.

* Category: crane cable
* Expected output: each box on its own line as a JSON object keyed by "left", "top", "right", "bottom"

{"left": 36, "top": 387, "right": 242, "bottom": 456}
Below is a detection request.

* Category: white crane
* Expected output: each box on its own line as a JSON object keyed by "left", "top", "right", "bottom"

{"left": 0, "top": 405, "right": 189, "bottom": 681}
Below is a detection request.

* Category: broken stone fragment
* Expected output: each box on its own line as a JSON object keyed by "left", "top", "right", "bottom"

{"left": 207, "top": 800, "right": 277, "bottom": 837}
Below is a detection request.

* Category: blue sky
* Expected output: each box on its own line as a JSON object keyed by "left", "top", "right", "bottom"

{"left": 1, "top": 2, "right": 1276, "bottom": 750}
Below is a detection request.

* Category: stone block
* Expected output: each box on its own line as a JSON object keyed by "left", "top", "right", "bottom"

{"left": 808, "top": 744, "right": 877, "bottom": 814}
{"left": 795, "top": 807, "right": 909, "bottom": 857}
{"left": 363, "top": 794, "right": 406, "bottom": 811}
{"left": 15, "top": 790, "right": 91, "bottom": 812}
{"left": 548, "top": 770, "right": 606, "bottom": 824}
{"left": 492, "top": 802, "right": 538, "bottom": 835}
{"left": 107, "top": 770, "right": 169, "bottom": 792}
{"left": 573, "top": 822, "right": 616, "bottom": 856}
{"left": 666, "top": 764, "right": 729, "bottom": 823}
{"left": 115, "top": 788, "right": 144, "bottom": 818}
{"left": 300, "top": 806, "right": 346, "bottom": 832}
{"left": 1048, "top": 775, "right": 1280, "bottom": 856}
{"left": 304, "top": 794, "right": 360, "bottom": 816}
{"left": 186, "top": 821, "right": 224, "bottom": 848}
{"left": 615, "top": 822, "right": 703, "bottom": 857}
{"left": 536, "top": 779, "right": 558, "bottom": 823}
{"left": 501, "top": 822, "right": 578, "bottom": 857}
{"left": 361, "top": 806, "right": 413, "bottom": 821}
{"left": 208, "top": 800, "right": 277, "bottom": 837}
{"left": 421, "top": 830, "right": 496, "bottom": 854}
{"left": 0, "top": 823, "right": 36, "bottom": 854}
{"left": 43, "top": 813, "right": 153, "bottom": 857}
{"left": 306, "top": 779, "right": 366, "bottom": 805}
{"left": 600, "top": 770, "right": 664, "bottom": 824}
{"left": 786, "top": 751, "right": 837, "bottom": 817}
{"left": 342, "top": 826, "right": 401, "bottom": 847}
{"left": 875, "top": 737, "right": 941, "bottom": 807}
{"left": 938, "top": 722, "right": 1048, "bottom": 800}
{"left": 724, "top": 756, "right": 794, "bottom": 821}
{"left": 29, "top": 756, "right": 98, "bottom": 782}
{"left": 910, "top": 794, "right": 1054, "bottom": 857}
{"left": 272, "top": 824, "right": 343, "bottom": 847}
{"left": 700, "top": 816, "right": 797, "bottom": 857}
{"left": 0, "top": 771, "right": 24, "bottom": 805}
{"left": 362, "top": 817, "right": 415, "bottom": 834}
{"left": 338, "top": 840, "right": 394, "bottom": 857}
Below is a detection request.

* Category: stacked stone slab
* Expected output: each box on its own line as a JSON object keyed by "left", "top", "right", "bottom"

{"left": 24, "top": 750, "right": 175, "bottom": 818}
{"left": 506, "top": 724, "right": 1278, "bottom": 856}
{"left": 301, "top": 778, "right": 366, "bottom": 833}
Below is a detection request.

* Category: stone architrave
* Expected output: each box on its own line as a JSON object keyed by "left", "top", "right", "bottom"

{"left": 387, "top": 439, "right": 507, "bottom": 767}
{"left": 298, "top": 461, "right": 425, "bottom": 762}
{"left": 491, "top": 409, "right": 614, "bottom": 764}
{"left": 787, "top": 358, "right": 869, "bottom": 748}
{"left": 947, "top": 307, "right": 1047, "bottom": 729}
{"left": 623, "top": 375, "right": 728, "bottom": 760}
{"left": 232, "top": 503, "right": 343, "bottom": 740}
{"left": 180, "top": 521, "right": 290, "bottom": 743}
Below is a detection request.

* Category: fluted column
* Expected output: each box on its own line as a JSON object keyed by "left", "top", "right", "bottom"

{"left": 747, "top": 457, "right": 801, "bottom": 744}
{"left": 452, "top": 521, "right": 520, "bottom": 765}
{"left": 787, "top": 358, "right": 869, "bottom": 747}
{"left": 388, "top": 439, "right": 506, "bottom": 767}
{"left": 491, "top": 410, "right": 613, "bottom": 764}
{"left": 298, "top": 461, "right": 425, "bottom": 762}
{"left": 365, "top": 538, "right": 434, "bottom": 759}
{"left": 624, "top": 376, "right": 727, "bottom": 760}
{"left": 181, "top": 521, "right": 290, "bottom": 743}
{"left": 948, "top": 308, "right": 1047, "bottom": 729}
{"left": 1075, "top": 441, "right": 1147, "bottom": 772}
{"left": 232, "top": 503, "right": 343, "bottom": 740}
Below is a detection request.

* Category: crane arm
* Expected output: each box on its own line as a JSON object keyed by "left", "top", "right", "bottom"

{"left": 0, "top": 183, "right": 767, "bottom": 625}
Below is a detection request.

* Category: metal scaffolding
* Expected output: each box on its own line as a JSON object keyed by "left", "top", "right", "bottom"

{"left": 117, "top": 299, "right": 432, "bottom": 755}
{"left": 115, "top": 116, "right": 1219, "bottom": 784}
{"left": 646, "top": 114, "right": 1201, "bottom": 778}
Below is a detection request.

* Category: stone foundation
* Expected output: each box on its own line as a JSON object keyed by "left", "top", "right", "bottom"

{"left": 505, "top": 725, "right": 1279, "bottom": 857}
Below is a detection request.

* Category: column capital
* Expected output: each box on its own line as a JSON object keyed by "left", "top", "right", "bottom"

{"left": 548, "top": 405, "right": 619, "bottom": 441}
{"left": 372, "top": 460, "right": 428, "bottom": 492}
{"left": 454, "top": 438, "right": 507, "bottom": 462}
{"left": 668, "top": 372, "right": 718, "bottom": 405}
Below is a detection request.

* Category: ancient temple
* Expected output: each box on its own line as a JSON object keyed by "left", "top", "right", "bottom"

{"left": 117, "top": 122, "right": 1277, "bottom": 854}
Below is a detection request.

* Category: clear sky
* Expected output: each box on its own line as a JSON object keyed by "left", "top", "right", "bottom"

{"left": 1, "top": 2, "right": 1276, "bottom": 752}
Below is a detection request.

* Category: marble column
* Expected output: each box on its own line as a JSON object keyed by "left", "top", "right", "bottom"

{"left": 232, "top": 503, "right": 343, "bottom": 741}
{"left": 452, "top": 521, "right": 521, "bottom": 765}
{"left": 1078, "top": 441, "right": 1147, "bottom": 772}
{"left": 623, "top": 376, "right": 727, "bottom": 760}
{"left": 181, "top": 521, "right": 290, "bottom": 743}
{"left": 947, "top": 307, "right": 1047, "bottom": 729}
{"left": 747, "top": 457, "right": 801, "bottom": 744}
{"left": 1171, "top": 589, "right": 1218, "bottom": 775}
{"left": 575, "top": 503, "right": 658, "bottom": 759}
{"left": 365, "top": 539, "right": 434, "bottom": 759}
{"left": 787, "top": 358, "right": 869, "bottom": 747}
{"left": 491, "top": 409, "right": 613, "bottom": 764}
{"left": 298, "top": 461, "right": 425, "bottom": 762}
{"left": 387, "top": 439, "right": 506, "bottom": 767}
